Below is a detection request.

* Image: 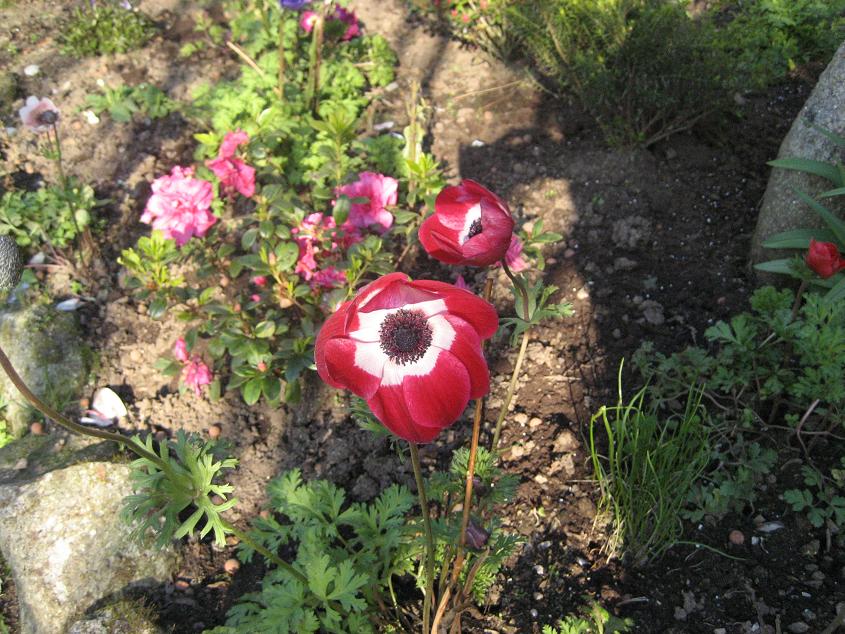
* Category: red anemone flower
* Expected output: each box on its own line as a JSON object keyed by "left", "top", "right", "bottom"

{"left": 315, "top": 273, "right": 498, "bottom": 443}
{"left": 419, "top": 180, "right": 515, "bottom": 267}
{"left": 806, "top": 239, "right": 845, "bottom": 279}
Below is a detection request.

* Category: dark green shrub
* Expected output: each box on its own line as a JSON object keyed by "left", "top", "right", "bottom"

{"left": 715, "top": 0, "right": 845, "bottom": 89}
{"left": 61, "top": 3, "right": 157, "bottom": 57}
{"left": 506, "top": 0, "right": 735, "bottom": 145}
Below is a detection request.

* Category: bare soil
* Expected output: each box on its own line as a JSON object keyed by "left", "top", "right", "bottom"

{"left": 1, "top": 1, "right": 842, "bottom": 633}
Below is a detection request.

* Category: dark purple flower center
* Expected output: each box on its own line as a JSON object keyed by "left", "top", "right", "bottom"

{"left": 379, "top": 309, "right": 433, "bottom": 365}
{"left": 467, "top": 218, "right": 483, "bottom": 240}
{"left": 36, "top": 110, "right": 58, "bottom": 126}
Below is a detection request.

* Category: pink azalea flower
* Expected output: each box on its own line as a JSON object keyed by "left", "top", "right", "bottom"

{"left": 173, "top": 337, "right": 189, "bottom": 363}
{"left": 311, "top": 266, "right": 347, "bottom": 289}
{"left": 454, "top": 274, "right": 470, "bottom": 291}
{"left": 206, "top": 130, "right": 255, "bottom": 198}
{"left": 218, "top": 130, "right": 249, "bottom": 159}
{"left": 251, "top": 275, "right": 267, "bottom": 287}
{"left": 18, "top": 96, "right": 60, "bottom": 133}
{"left": 295, "top": 240, "right": 319, "bottom": 280}
{"left": 250, "top": 294, "right": 261, "bottom": 302}
{"left": 336, "top": 172, "right": 398, "bottom": 233}
{"left": 182, "top": 359, "right": 213, "bottom": 396}
{"left": 141, "top": 166, "right": 216, "bottom": 247}
{"left": 504, "top": 234, "right": 529, "bottom": 273}
{"left": 300, "top": 10, "right": 318, "bottom": 32}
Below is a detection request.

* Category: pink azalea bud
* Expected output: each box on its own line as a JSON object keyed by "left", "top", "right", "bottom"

{"left": 182, "top": 359, "right": 213, "bottom": 396}
{"left": 257, "top": 361, "right": 267, "bottom": 372}
{"left": 173, "top": 337, "right": 189, "bottom": 362}
{"left": 454, "top": 274, "right": 470, "bottom": 291}
{"left": 251, "top": 275, "right": 267, "bottom": 287}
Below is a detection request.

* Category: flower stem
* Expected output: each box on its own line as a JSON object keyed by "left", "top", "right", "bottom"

{"left": 491, "top": 327, "right": 530, "bottom": 451}
{"left": 277, "top": 13, "right": 286, "bottom": 101}
{"left": 492, "top": 260, "right": 532, "bottom": 452}
{"left": 221, "top": 519, "right": 307, "bottom": 584}
{"left": 450, "top": 274, "right": 494, "bottom": 585}
{"left": 791, "top": 279, "right": 808, "bottom": 321}
{"left": 51, "top": 123, "right": 67, "bottom": 190}
{"left": 0, "top": 344, "right": 164, "bottom": 468}
{"left": 306, "top": 14, "right": 324, "bottom": 115}
{"left": 409, "top": 442, "right": 434, "bottom": 634}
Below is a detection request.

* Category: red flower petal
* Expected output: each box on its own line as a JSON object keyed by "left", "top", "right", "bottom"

{"left": 402, "top": 349, "right": 471, "bottom": 433}
{"left": 409, "top": 280, "right": 499, "bottom": 339}
{"left": 322, "top": 339, "right": 383, "bottom": 399}
{"left": 369, "top": 385, "right": 442, "bottom": 443}
{"left": 439, "top": 314, "right": 489, "bottom": 398}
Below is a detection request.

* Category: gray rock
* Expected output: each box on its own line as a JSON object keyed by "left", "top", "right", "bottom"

{"left": 66, "top": 602, "right": 163, "bottom": 634}
{"left": 0, "top": 462, "right": 176, "bottom": 634}
{"left": 751, "top": 42, "right": 845, "bottom": 275}
{"left": 0, "top": 304, "right": 89, "bottom": 436}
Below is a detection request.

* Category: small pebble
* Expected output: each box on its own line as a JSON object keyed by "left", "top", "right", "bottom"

{"left": 534, "top": 565, "right": 545, "bottom": 576}
{"left": 787, "top": 622, "right": 809, "bottom": 634}
{"left": 79, "top": 397, "right": 90, "bottom": 409}
{"left": 174, "top": 579, "right": 190, "bottom": 590}
{"left": 728, "top": 529, "right": 744, "bottom": 545}
{"left": 224, "top": 558, "right": 240, "bottom": 575}
{"left": 155, "top": 430, "right": 168, "bottom": 443}
{"left": 13, "top": 458, "right": 27, "bottom": 470}
{"left": 30, "top": 421, "right": 44, "bottom": 436}
{"left": 208, "top": 424, "right": 222, "bottom": 439}
{"left": 529, "top": 609, "right": 538, "bottom": 619}
{"left": 23, "top": 64, "right": 39, "bottom": 76}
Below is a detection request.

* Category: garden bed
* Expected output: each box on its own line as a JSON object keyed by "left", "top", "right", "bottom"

{"left": 1, "top": 1, "right": 842, "bottom": 633}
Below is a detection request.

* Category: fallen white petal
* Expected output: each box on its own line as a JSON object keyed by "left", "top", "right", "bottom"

{"left": 83, "top": 110, "right": 100, "bottom": 125}
{"left": 55, "top": 298, "right": 83, "bottom": 311}
{"left": 80, "top": 414, "right": 114, "bottom": 427}
{"left": 90, "top": 387, "right": 127, "bottom": 419}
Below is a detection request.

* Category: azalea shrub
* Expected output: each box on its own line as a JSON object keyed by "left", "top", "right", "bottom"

{"left": 119, "top": 0, "right": 443, "bottom": 405}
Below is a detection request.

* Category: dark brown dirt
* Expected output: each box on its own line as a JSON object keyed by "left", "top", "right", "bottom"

{"left": 1, "top": 1, "right": 843, "bottom": 633}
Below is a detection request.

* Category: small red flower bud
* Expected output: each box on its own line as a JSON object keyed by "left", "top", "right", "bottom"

{"left": 806, "top": 239, "right": 845, "bottom": 279}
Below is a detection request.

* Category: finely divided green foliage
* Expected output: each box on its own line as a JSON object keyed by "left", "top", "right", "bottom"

{"left": 543, "top": 600, "right": 633, "bottom": 634}
{"left": 61, "top": 3, "right": 157, "bottom": 57}
{"left": 426, "top": 447, "right": 521, "bottom": 601}
{"left": 0, "top": 179, "right": 96, "bottom": 249}
{"left": 122, "top": 431, "right": 238, "bottom": 548}
{"left": 634, "top": 287, "right": 845, "bottom": 525}
{"left": 84, "top": 83, "right": 177, "bottom": 123}
{"left": 214, "top": 469, "right": 415, "bottom": 634}
{"left": 784, "top": 460, "right": 845, "bottom": 529}
{"left": 590, "top": 367, "right": 709, "bottom": 565}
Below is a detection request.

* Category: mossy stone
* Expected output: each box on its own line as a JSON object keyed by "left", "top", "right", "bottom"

{"left": 0, "top": 303, "right": 89, "bottom": 437}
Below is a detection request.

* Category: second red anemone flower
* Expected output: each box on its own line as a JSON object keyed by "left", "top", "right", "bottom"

{"left": 419, "top": 180, "right": 515, "bottom": 267}
{"left": 315, "top": 273, "right": 498, "bottom": 443}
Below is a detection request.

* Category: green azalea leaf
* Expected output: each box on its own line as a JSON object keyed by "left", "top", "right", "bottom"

{"left": 242, "top": 378, "right": 263, "bottom": 405}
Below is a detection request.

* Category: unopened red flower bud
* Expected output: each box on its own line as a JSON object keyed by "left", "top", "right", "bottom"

{"left": 806, "top": 239, "right": 845, "bottom": 279}
{"left": 257, "top": 361, "right": 267, "bottom": 372}
{"left": 465, "top": 519, "right": 490, "bottom": 550}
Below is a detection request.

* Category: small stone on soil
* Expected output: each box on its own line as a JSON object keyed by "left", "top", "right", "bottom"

{"left": 208, "top": 424, "right": 222, "bottom": 439}
{"left": 728, "top": 529, "right": 744, "bottom": 545}
{"left": 224, "top": 558, "right": 240, "bottom": 575}
{"left": 30, "top": 421, "right": 44, "bottom": 435}
{"left": 787, "top": 623, "right": 809, "bottom": 633}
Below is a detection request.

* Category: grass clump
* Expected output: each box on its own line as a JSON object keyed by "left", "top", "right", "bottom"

{"left": 61, "top": 2, "right": 156, "bottom": 57}
{"left": 589, "top": 364, "right": 710, "bottom": 566}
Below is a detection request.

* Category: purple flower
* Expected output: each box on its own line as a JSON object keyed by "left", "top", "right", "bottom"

{"left": 280, "top": 0, "right": 310, "bottom": 9}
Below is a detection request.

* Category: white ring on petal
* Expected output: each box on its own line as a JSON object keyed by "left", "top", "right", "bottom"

{"left": 353, "top": 341, "right": 389, "bottom": 377}
{"left": 458, "top": 203, "right": 482, "bottom": 245}
{"left": 349, "top": 299, "right": 448, "bottom": 342}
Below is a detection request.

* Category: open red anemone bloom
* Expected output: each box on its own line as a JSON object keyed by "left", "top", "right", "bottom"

{"left": 315, "top": 273, "right": 498, "bottom": 443}
{"left": 419, "top": 180, "right": 515, "bottom": 267}
{"left": 806, "top": 239, "right": 845, "bottom": 279}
